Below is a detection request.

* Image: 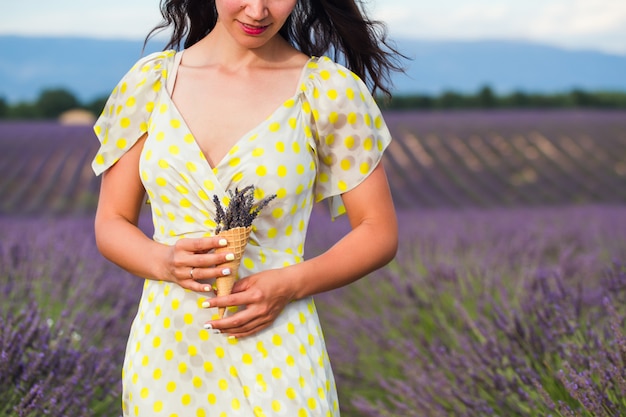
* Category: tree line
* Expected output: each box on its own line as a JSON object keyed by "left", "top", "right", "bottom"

{"left": 1, "top": 85, "right": 626, "bottom": 120}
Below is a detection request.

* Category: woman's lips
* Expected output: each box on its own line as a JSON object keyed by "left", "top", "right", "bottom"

{"left": 240, "top": 22, "right": 269, "bottom": 36}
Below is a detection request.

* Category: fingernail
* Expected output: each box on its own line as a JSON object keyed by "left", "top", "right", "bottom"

{"left": 201, "top": 301, "right": 211, "bottom": 308}
{"left": 212, "top": 329, "right": 221, "bottom": 335}
{"left": 225, "top": 253, "right": 235, "bottom": 261}
{"left": 203, "top": 286, "right": 212, "bottom": 292}
{"left": 227, "top": 335, "right": 237, "bottom": 340}
{"left": 203, "top": 323, "right": 213, "bottom": 330}
{"left": 218, "top": 238, "right": 227, "bottom": 246}
{"left": 222, "top": 268, "right": 231, "bottom": 276}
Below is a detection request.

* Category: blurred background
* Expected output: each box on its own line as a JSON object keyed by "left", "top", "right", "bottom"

{"left": 2, "top": 2, "right": 626, "bottom": 417}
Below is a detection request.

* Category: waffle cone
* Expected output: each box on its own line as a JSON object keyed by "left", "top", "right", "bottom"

{"left": 214, "top": 226, "right": 251, "bottom": 318}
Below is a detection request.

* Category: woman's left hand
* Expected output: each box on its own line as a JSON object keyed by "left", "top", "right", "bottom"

{"left": 203, "top": 268, "right": 296, "bottom": 338}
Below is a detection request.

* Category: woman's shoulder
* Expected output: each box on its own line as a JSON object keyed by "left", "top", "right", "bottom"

{"left": 125, "top": 49, "right": 178, "bottom": 74}
{"left": 301, "top": 55, "right": 369, "bottom": 95}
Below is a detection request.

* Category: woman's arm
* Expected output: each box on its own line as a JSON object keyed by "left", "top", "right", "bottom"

{"left": 94, "top": 134, "right": 233, "bottom": 293}
{"left": 207, "top": 163, "right": 398, "bottom": 337}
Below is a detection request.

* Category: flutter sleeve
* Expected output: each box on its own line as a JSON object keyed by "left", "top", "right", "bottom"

{"left": 91, "top": 50, "right": 176, "bottom": 176}
{"left": 302, "top": 56, "right": 392, "bottom": 218}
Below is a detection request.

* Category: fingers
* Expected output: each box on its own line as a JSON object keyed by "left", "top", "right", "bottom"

{"left": 177, "top": 236, "right": 228, "bottom": 253}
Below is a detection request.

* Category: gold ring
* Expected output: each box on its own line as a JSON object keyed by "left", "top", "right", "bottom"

{"left": 189, "top": 267, "right": 195, "bottom": 279}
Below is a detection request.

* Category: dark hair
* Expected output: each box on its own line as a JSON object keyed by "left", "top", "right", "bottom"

{"left": 146, "top": 0, "right": 406, "bottom": 96}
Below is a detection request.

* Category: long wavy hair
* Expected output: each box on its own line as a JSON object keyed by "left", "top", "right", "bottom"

{"left": 146, "top": 0, "right": 406, "bottom": 96}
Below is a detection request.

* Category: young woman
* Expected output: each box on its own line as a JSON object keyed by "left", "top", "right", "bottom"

{"left": 92, "top": 0, "right": 402, "bottom": 415}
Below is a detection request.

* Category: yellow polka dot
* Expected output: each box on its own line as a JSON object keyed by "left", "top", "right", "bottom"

{"left": 346, "top": 87, "right": 355, "bottom": 100}
{"left": 243, "top": 258, "right": 255, "bottom": 269}
{"left": 272, "top": 368, "right": 282, "bottom": 379}
{"left": 169, "top": 145, "right": 180, "bottom": 155}
{"left": 218, "top": 379, "right": 228, "bottom": 390}
{"left": 116, "top": 138, "right": 127, "bottom": 149}
{"left": 360, "top": 162, "right": 371, "bottom": 174}
{"left": 341, "top": 159, "right": 351, "bottom": 170}
{"left": 166, "top": 381, "right": 176, "bottom": 392}
{"left": 197, "top": 408, "right": 206, "bottom": 417}
{"left": 327, "top": 89, "right": 338, "bottom": 100}
{"left": 186, "top": 161, "right": 197, "bottom": 172}
{"left": 192, "top": 376, "right": 203, "bottom": 388}
{"left": 204, "top": 361, "right": 214, "bottom": 373}
{"left": 153, "top": 336, "right": 161, "bottom": 348}
{"left": 203, "top": 179, "right": 215, "bottom": 190}
{"left": 277, "top": 188, "right": 287, "bottom": 199}
{"left": 252, "top": 147, "right": 264, "bottom": 157}
{"left": 277, "top": 166, "right": 287, "bottom": 177}
{"left": 286, "top": 355, "right": 295, "bottom": 367}
{"left": 207, "top": 393, "right": 217, "bottom": 404}
{"left": 272, "top": 334, "right": 283, "bottom": 346}
{"left": 120, "top": 117, "right": 131, "bottom": 129}
{"left": 178, "top": 362, "right": 187, "bottom": 374}
{"left": 171, "top": 119, "right": 181, "bottom": 128}
{"left": 183, "top": 313, "right": 193, "bottom": 324}
{"left": 153, "top": 368, "right": 162, "bottom": 380}
{"left": 286, "top": 387, "right": 297, "bottom": 400}
{"left": 94, "top": 154, "right": 105, "bottom": 165}
{"left": 232, "top": 398, "right": 241, "bottom": 411}
{"left": 269, "top": 122, "right": 281, "bottom": 132}
{"left": 163, "top": 317, "right": 171, "bottom": 329}
{"left": 184, "top": 133, "right": 194, "bottom": 143}
{"left": 257, "top": 341, "right": 268, "bottom": 357}
{"left": 141, "top": 355, "right": 149, "bottom": 366}
{"left": 188, "top": 345, "right": 198, "bottom": 356}
{"left": 256, "top": 165, "right": 267, "bottom": 176}
{"left": 181, "top": 394, "right": 191, "bottom": 406}
{"left": 242, "top": 353, "right": 253, "bottom": 365}
{"left": 216, "top": 347, "right": 225, "bottom": 358}
{"left": 172, "top": 299, "right": 180, "bottom": 310}
{"left": 347, "top": 112, "right": 358, "bottom": 125}
{"left": 344, "top": 136, "right": 355, "bottom": 149}
{"left": 165, "top": 349, "right": 174, "bottom": 360}
{"left": 140, "top": 387, "right": 149, "bottom": 399}
{"left": 276, "top": 142, "right": 285, "bottom": 152}
{"left": 375, "top": 115, "right": 383, "bottom": 129}
{"left": 272, "top": 400, "right": 282, "bottom": 412}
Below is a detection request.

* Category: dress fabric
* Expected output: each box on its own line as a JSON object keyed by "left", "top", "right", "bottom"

{"left": 92, "top": 50, "right": 392, "bottom": 417}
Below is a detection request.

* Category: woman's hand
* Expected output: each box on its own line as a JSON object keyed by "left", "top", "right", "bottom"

{"left": 162, "top": 237, "right": 236, "bottom": 293}
{"left": 203, "top": 268, "right": 296, "bottom": 338}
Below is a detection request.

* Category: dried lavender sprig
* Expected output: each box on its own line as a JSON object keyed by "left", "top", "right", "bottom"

{"left": 213, "top": 186, "right": 277, "bottom": 233}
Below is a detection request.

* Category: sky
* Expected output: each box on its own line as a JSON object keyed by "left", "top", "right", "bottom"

{"left": 2, "top": 0, "right": 626, "bottom": 56}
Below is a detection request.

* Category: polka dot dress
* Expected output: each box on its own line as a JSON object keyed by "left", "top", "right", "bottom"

{"left": 92, "top": 50, "right": 392, "bottom": 416}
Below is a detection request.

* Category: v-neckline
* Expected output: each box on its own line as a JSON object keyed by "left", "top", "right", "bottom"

{"left": 164, "top": 51, "right": 315, "bottom": 171}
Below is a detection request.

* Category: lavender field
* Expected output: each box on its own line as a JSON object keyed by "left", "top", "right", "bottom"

{"left": 2, "top": 110, "right": 626, "bottom": 416}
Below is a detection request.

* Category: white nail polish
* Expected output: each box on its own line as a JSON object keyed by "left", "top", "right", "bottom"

{"left": 218, "top": 238, "right": 228, "bottom": 246}
{"left": 201, "top": 301, "right": 211, "bottom": 308}
{"left": 227, "top": 335, "right": 237, "bottom": 340}
{"left": 222, "top": 268, "right": 231, "bottom": 275}
{"left": 203, "top": 286, "right": 212, "bottom": 292}
{"left": 203, "top": 323, "right": 213, "bottom": 330}
{"left": 212, "top": 329, "right": 221, "bottom": 335}
{"left": 225, "top": 253, "right": 235, "bottom": 261}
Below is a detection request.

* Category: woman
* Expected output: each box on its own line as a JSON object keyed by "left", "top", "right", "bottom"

{"left": 92, "top": 0, "right": 402, "bottom": 415}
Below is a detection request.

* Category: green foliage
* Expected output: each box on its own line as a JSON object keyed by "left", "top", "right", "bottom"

{"left": 36, "top": 88, "right": 80, "bottom": 119}
{"left": 379, "top": 85, "right": 626, "bottom": 110}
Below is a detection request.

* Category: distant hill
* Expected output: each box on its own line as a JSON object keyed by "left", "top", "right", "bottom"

{"left": 1, "top": 35, "right": 626, "bottom": 103}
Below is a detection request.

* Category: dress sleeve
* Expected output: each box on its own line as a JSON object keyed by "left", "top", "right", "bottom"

{"left": 303, "top": 56, "right": 392, "bottom": 218}
{"left": 91, "top": 50, "right": 176, "bottom": 176}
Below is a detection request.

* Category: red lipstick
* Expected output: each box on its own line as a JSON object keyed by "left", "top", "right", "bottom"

{"left": 240, "top": 22, "right": 269, "bottom": 36}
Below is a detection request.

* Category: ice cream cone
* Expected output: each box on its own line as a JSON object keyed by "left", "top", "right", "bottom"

{"left": 214, "top": 226, "right": 252, "bottom": 318}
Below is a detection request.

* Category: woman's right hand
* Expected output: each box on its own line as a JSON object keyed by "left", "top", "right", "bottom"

{"left": 162, "top": 236, "right": 235, "bottom": 293}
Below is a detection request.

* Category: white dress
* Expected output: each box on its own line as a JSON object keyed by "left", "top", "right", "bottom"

{"left": 92, "top": 50, "right": 391, "bottom": 417}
